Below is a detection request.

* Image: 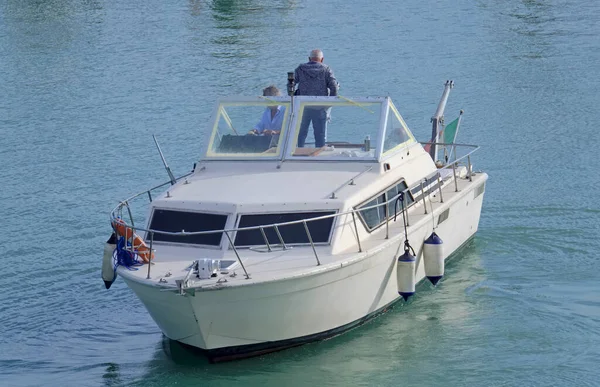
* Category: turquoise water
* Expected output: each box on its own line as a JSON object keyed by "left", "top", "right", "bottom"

{"left": 1, "top": 0, "right": 599, "bottom": 385}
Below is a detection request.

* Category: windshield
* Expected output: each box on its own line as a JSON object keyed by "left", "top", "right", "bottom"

{"left": 202, "top": 96, "right": 416, "bottom": 161}
{"left": 286, "top": 97, "right": 383, "bottom": 160}
{"left": 382, "top": 103, "right": 415, "bottom": 155}
{"left": 204, "top": 98, "right": 291, "bottom": 159}
{"left": 286, "top": 97, "right": 415, "bottom": 160}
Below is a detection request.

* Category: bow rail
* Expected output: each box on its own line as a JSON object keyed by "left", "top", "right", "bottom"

{"left": 110, "top": 144, "right": 479, "bottom": 280}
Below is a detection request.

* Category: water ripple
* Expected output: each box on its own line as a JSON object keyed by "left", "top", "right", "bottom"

{"left": 2, "top": 0, "right": 600, "bottom": 385}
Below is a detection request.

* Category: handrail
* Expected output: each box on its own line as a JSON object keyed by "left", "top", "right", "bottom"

{"left": 110, "top": 144, "right": 480, "bottom": 279}
{"left": 329, "top": 166, "right": 373, "bottom": 199}
{"left": 114, "top": 192, "right": 405, "bottom": 238}
{"left": 303, "top": 220, "right": 321, "bottom": 266}
{"left": 111, "top": 145, "right": 480, "bottom": 238}
{"left": 109, "top": 171, "right": 194, "bottom": 217}
{"left": 419, "top": 142, "right": 479, "bottom": 147}
{"left": 419, "top": 142, "right": 478, "bottom": 166}
{"left": 224, "top": 231, "right": 250, "bottom": 279}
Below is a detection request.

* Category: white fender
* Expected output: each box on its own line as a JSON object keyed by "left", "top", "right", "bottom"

{"left": 423, "top": 232, "right": 444, "bottom": 285}
{"left": 396, "top": 250, "right": 416, "bottom": 301}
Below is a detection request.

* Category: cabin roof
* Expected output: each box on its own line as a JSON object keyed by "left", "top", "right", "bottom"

{"left": 157, "top": 169, "right": 366, "bottom": 208}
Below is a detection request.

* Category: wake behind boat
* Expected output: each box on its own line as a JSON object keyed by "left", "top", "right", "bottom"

{"left": 102, "top": 80, "right": 487, "bottom": 362}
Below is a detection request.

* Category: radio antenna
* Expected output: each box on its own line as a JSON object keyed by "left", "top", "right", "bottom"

{"left": 152, "top": 134, "right": 177, "bottom": 185}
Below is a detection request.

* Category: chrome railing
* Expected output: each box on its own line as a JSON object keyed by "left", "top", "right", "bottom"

{"left": 110, "top": 144, "right": 479, "bottom": 280}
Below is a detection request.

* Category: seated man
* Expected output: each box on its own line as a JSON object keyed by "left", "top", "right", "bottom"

{"left": 248, "top": 85, "right": 286, "bottom": 136}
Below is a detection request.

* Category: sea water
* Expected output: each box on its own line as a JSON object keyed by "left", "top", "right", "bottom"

{"left": 1, "top": 0, "right": 599, "bottom": 385}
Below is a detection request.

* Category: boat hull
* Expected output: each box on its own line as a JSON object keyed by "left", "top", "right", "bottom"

{"left": 121, "top": 177, "right": 486, "bottom": 361}
{"left": 181, "top": 292, "right": 404, "bottom": 363}
{"left": 171, "top": 236, "right": 476, "bottom": 363}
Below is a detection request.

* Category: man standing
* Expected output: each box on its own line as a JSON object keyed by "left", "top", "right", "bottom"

{"left": 294, "top": 49, "right": 339, "bottom": 148}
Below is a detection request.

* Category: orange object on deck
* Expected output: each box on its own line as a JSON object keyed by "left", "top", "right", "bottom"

{"left": 111, "top": 218, "right": 154, "bottom": 263}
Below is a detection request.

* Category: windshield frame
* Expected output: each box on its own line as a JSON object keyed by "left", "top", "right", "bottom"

{"left": 283, "top": 96, "right": 388, "bottom": 162}
{"left": 200, "top": 95, "right": 418, "bottom": 163}
{"left": 201, "top": 96, "right": 292, "bottom": 161}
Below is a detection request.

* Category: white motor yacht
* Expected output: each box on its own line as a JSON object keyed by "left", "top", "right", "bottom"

{"left": 102, "top": 80, "right": 488, "bottom": 362}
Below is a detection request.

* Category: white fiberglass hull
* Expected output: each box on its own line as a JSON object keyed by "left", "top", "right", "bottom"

{"left": 121, "top": 177, "right": 486, "bottom": 361}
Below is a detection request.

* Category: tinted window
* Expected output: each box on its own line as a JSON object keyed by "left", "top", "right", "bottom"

{"left": 358, "top": 194, "right": 386, "bottom": 230}
{"left": 386, "top": 181, "right": 413, "bottom": 218}
{"left": 148, "top": 209, "right": 227, "bottom": 246}
{"left": 234, "top": 212, "right": 335, "bottom": 246}
{"left": 357, "top": 180, "right": 414, "bottom": 231}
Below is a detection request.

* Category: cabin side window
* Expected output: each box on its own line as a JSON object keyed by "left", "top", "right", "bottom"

{"left": 147, "top": 209, "right": 227, "bottom": 247}
{"left": 385, "top": 181, "right": 414, "bottom": 218}
{"left": 358, "top": 194, "right": 387, "bottom": 230}
{"left": 357, "top": 180, "right": 414, "bottom": 232}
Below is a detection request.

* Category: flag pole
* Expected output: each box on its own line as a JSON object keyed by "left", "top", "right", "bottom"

{"left": 446, "top": 109, "right": 463, "bottom": 162}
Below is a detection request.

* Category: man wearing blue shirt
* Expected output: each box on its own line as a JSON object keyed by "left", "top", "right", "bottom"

{"left": 248, "top": 85, "right": 286, "bottom": 136}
